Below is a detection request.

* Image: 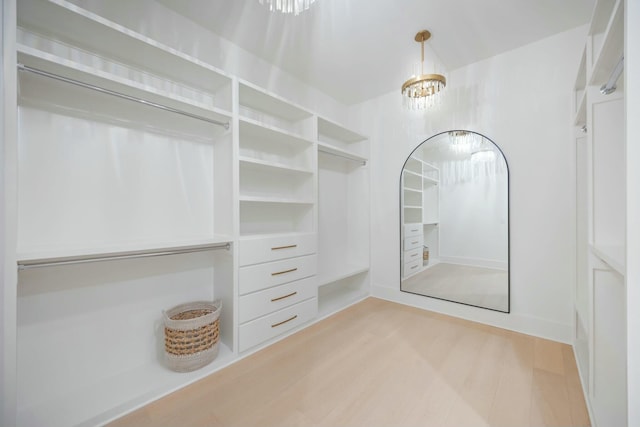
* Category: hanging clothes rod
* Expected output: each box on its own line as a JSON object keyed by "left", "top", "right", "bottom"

{"left": 17, "top": 63, "right": 230, "bottom": 130}
{"left": 600, "top": 55, "right": 624, "bottom": 95}
{"left": 17, "top": 242, "right": 231, "bottom": 270}
{"left": 319, "top": 149, "right": 367, "bottom": 166}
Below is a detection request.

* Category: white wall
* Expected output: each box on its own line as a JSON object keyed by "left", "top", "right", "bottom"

{"left": 352, "top": 25, "right": 586, "bottom": 342}
{"left": 67, "top": 0, "right": 348, "bottom": 124}
{"left": 438, "top": 158, "right": 508, "bottom": 268}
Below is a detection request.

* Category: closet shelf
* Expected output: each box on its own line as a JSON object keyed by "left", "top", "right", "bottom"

{"left": 588, "top": 0, "right": 624, "bottom": 86}
{"left": 17, "top": 46, "right": 233, "bottom": 128}
{"left": 17, "top": 235, "right": 233, "bottom": 269}
{"left": 317, "top": 265, "right": 369, "bottom": 288}
{"left": 318, "top": 142, "right": 368, "bottom": 163}
{"left": 17, "top": 343, "right": 234, "bottom": 427}
{"left": 403, "top": 187, "right": 422, "bottom": 194}
{"left": 404, "top": 205, "right": 422, "bottom": 210}
{"left": 423, "top": 176, "right": 439, "bottom": 185}
{"left": 239, "top": 117, "right": 314, "bottom": 147}
{"left": 239, "top": 81, "right": 313, "bottom": 122}
{"left": 17, "top": 0, "right": 232, "bottom": 96}
{"left": 317, "top": 116, "right": 367, "bottom": 143}
{"left": 239, "top": 195, "right": 315, "bottom": 205}
{"left": 423, "top": 221, "right": 439, "bottom": 226}
{"left": 590, "top": 243, "right": 625, "bottom": 275}
{"left": 239, "top": 156, "right": 314, "bottom": 175}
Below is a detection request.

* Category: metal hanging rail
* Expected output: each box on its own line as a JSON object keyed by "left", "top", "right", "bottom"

{"left": 600, "top": 55, "right": 624, "bottom": 95}
{"left": 318, "top": 149, "right": 367, "bottom": 166}
{"left": 17, "top": 63, "right": 230, "bottom": 130}
{"left": 17, "top": 242, "right": 231, "bottom": 270}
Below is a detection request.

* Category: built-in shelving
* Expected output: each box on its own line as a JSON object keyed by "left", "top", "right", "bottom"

{"left": 317, "top": 117, "right": 369, "bottom": 316}
{"left": 573, "top": 0, "right": 627, "bottom": 425}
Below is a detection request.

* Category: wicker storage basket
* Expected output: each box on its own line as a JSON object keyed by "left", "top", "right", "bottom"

{"left": 163, "top": 300, "right": 221, "bottom": 372}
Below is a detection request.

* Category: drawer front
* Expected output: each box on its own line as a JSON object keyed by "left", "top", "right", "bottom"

{"left": 239, "top": 233, "right": 317, "bottom": 266}
{"left": 239, "top": 297, "right": 317, "bottom": 352}
{"left": 239, "top": 277, "right": 317, "bottom": 323}
{"left": 239, "top": 255, "right": 317, "bottom": 295}
{"left": 403, "top": 259, "right": 422, "bottom": 277}
{"left": 404, "top": 223, "right": 422, "bottom": 238}
{"left": 404, "top": 235, "right": 424, "bottom": 251}
{"left": 404, "top": 247, "right": 422, "bottom": 264}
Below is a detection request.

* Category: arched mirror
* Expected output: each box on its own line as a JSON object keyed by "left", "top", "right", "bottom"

{"left": 400, "top": 130, "right": 509, "bottom": 312}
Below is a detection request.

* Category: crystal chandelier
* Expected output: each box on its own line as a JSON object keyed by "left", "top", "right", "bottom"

{"left": 401, "top": 30, "right": 446, "bottom": 110}
{"left": 259, "top": 0, "right": 316, "bottom": 15}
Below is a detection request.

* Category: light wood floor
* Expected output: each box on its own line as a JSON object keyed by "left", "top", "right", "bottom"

{"left": 110, "top": 298, "right": 590, "bottom": 427}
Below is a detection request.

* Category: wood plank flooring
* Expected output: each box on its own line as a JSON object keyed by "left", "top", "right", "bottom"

{"left": 109, "top": 298, "right": 590, "bottom": 427}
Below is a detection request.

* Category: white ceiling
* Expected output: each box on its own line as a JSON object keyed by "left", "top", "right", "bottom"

{"left": 158, "top": 0, "right": 594, "bottom": 105}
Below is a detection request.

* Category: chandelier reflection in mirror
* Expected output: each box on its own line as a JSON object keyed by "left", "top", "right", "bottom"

{"left": 259, "top": 0, "right": 316, "bottom": 15}
{"left": 401, "top": 30, "right": 446, "bottom": 110}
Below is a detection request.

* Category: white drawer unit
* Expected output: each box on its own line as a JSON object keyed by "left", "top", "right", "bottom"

{"left": 239, "top": 276, "right": 317, "bottom": 323}
{"left": 239, "top": 254, "right": 317, "bottom": 295}
{"left": 403, "top": 258, "right": 422, "bottom": 277}
{"left": 404, "top": 223, "right": 422, "bottom": 238}
{"left": 403, "top": 235, "right": 424, "bottom": 251}
{"left": 239, "top": 297, "right": 318, "bottom": 352}
{"left": 239, "top": 233, "right": 317, "bottom": 266}
{"left": 404, "top": 247, "right": 422, "bottom": 264}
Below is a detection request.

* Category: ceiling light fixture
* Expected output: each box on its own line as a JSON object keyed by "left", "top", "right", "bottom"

{"left": 258, "top": 0, "right": 316, "bottom": 15}
{"left": 402, "top": 30, "right": 446, "bottom": 110}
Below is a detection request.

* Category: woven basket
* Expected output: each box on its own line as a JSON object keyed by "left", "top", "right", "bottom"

{"left": 163, "top": 300, "right": 221, "bottom": 372}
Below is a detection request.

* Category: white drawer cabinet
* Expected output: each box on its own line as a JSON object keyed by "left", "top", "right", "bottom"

{"left": 239, "top": 297, "right": 318, "bottom": 352}
{"left": 239, "top": 233, "right": 317, "bottom": 266}
{"left": 403, "top": 258, "right": 422, "bottom": 277}
{"left": 239, "top": 276, "right": 317, "bottom": 323}
{"left": 404, "top": 223, "right": 422, "bottom": 238}
{"left": 239, "top": 254, "right": 317, "bottom": 295}
{"left": 404, "top": 247, "right": 421, "bottom": 264}
{"left": 403, "top": 235, "right": 423, "bottom": 251}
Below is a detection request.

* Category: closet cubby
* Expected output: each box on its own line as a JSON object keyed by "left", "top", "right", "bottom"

{"left": 316, "top": 118, "right": 369, "bottom": 315}
{"left": 239, "top": 81, "right": 314, "bottom": 137}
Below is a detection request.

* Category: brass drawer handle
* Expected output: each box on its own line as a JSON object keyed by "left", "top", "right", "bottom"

{"left": 410, "top": 265, "right": 418, "bottom": 270}
{"left": 271, "top": 244, "right": 297, "bottom": 251}
{"left": 271, "top": 267, "right": 297, "bottom": 276}
{"left": 271, "top": 291, "right": 297, "bottom": 302}
{"left": 271, "top": 315, "right": 297, "bottom": 328}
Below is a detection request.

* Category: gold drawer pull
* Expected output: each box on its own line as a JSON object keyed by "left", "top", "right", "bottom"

{"left": 271, "top": 267, "right": 297, "bottom": 276}
{"left": 272, "top": 315, "right": 298, "bottom": 328}
{"left": 411, "top": 265, "right": 418, "bottom": 270}
{"left": 271, "top": 244, "right": 297, "bottom": 251}
{"left": 271, "top": 291, "right": 298, "bottom": 302}
{"left": 411, "top": 241, "right": 419, "bottom": 244}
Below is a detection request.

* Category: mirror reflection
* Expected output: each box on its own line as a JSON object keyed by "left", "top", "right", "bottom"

{"left": 400, "top": 130, "right": 509, "bottom": 312}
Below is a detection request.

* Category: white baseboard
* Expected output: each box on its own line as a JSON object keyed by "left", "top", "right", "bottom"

{"left": 439, "top": 255, "right": 508, "bottom": 271}
{"left": 572, "top": 344, "right": 597, "bottom": 427}
{"left": 371, "top": 284, "right": 572, "bottom": 344}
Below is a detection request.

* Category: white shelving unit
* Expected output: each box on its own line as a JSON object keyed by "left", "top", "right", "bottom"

{"left": 2, "top": 1, "right": 372, "bottom": 426}
{"left": 317, "top": 117, "right": 370, "bottom": 318}
{"left": 11, "top": 1, "right": 237, "bottom": 426}
{"left": 401, "top": 156, "right": 440, "bottom": 279}
{"left": 573, "top": 0, "right": 627, "bottom": 425}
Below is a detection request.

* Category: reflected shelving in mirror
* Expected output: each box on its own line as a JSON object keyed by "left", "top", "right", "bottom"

{"left": 399, "top": 130, "right": 509, "bottom": 313}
